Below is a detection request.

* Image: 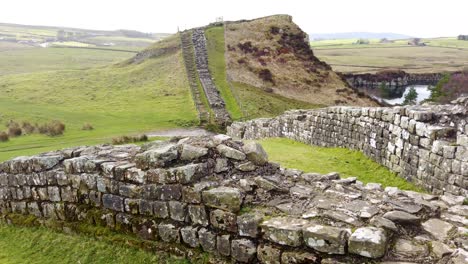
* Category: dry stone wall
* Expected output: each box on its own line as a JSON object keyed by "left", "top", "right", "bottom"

{"left": 228, "top": 98, "right": 468, "bottom": 196}
{"left": 0, "top": 135, "right": 467, "bottom": 263}
{"left": 192, "top": 28, "right": 231, "bottom": 126}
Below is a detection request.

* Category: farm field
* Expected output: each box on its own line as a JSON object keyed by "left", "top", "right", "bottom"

{"left": 311, "top": 37, "right": 468, "bottom": 73}
{"left": 0, "top": 46, "right": 137, "bottom": 76}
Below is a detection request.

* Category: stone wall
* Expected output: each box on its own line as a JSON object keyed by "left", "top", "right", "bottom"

{"left": 0, "top": 135, "right": 467, "bottom": 263}
{"left": 228, "top": 99, "right": 468, "bottom": 196}
{"left": 192, "top": 28, "right": 231, "bottom": 126}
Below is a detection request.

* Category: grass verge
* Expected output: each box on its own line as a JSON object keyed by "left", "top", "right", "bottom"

{"left": 204, "top": 26, "right": 242, "bottom": 120}
{"left": 0, "top": 223, "right": 187, "bottom": 264}
{"left": 258, "top": 138, "right": 425, "bottom": 192}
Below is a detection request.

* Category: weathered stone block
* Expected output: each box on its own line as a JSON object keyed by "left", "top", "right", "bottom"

{"left": 158, "top": 223, "right": 180, "bottom": 243}
{"left": 153, "top": 201, "right": 169, "bottom": 219}
{"left": 242, "top": 141, "right": 268, "bottom": 165}
{"left": 135, "top": 143, "right": 178, "bottom": 169}
{"left": 47, "top": 186, "right": 61, "bottom": 202}
{"left": 231, "top": 239, "right": 257, "bottom": 263}
{"left": 102, "top": 194, "right": 124, "bottom": 212}
{"left": 261, "top": 217, "right": 309, "bottom": 247}
{"left": 180, "top": 144, "right": 208, "bottom": 161}
{"left": 169, "top": 163, "right": 207, "bottom": 184}
{"left": 180, "top": 226, "right": 199, "bottom": 248}
{"left": 182, "top": 187, "right": 201, "bottom": 203}
{"left": 216, "top": 144, "right": 246, "bottom": 160}
{"left": 210, "top": 209, "right": 237, "bottom": 232}
{"left": 237, "top": 213, "right": 263, "bottom": 238}
{"left": 348, "top": 227, "right": 388, "bottom": 258}
{"left": 257, "top": 244, "right": 281, "bottom": 264}
{"left": 199, "top": 227, "right": 217, "bottom": 253}
{"left": 202, "top": 187, "right": 242, "bottom": 213}
{"left": 303, "top": 224, "right": 350, "bottom": 254}
{"left": 124, "top": 198, "right": 140, "bottom": 214}
{"left": 187, "top": 205, "right": 208, "bottom": 226}
{"left": 217, "top": 234, "right": 231, "bottom": 257}
{"left": 168, "top": 201, "right": 187, "bottom": 222}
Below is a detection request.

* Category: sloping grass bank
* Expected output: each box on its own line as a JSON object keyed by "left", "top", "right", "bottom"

{"left": 258, "top": 138, "right": 424, "bottom": 191}
{"left": 0, "top": 223, "right": 184, "bottom": 264}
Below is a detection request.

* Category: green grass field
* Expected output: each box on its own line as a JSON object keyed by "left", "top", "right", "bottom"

{"left": 311, "top": 37, "right": 468, "bottom": 73}
{"left": 258, "top": 138, "right": 424, "bottom": 191}
{"left": 0, "top": 224, "right": 159, "bottom": 264}
{"left": 0, "top": 39, "right": 198, "bottom": 161}
{"left": 0, "top": 47, "right": 137, "bottom": 76}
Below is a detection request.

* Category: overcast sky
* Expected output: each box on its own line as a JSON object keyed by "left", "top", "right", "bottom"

{"left": 1, "top": 0, "right": 467, "bottom": 37}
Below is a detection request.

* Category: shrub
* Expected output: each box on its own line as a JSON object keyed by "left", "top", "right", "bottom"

{"left": 7, "top": 122, "right": 22, "bottom": 137}
{"left": 82, "top": 123, "right": 94, "bottom": 130}
{"left": 0, "top": 131, "right": 9, "bottom": 142}
{"left": 112, "top": 134, "right": 148, "bottom": 145}
{"left": 21, "top": 121, "right": 36, "bottom": 134}
{"left": 430, "top": 71, "right": 468, "bottom": 103}
{"left": 38, "top": 120, "right": 66, "bottom": 136}
{"left": 258, "top": 69, "right": 274, "bottom": 83}
{"left": 403, "top": 87, "right": 418, "bottom": 105}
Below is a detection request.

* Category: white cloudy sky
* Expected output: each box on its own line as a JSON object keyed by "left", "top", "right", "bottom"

{"left": 1, "top": 0, "right": 467, "bottom": 37}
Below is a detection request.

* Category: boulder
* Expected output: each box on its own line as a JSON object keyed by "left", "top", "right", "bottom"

{"left": 242, "top": 142, "right": 268, "bottom": 165}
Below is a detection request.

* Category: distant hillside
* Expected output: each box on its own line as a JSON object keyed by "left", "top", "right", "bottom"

{"left": 225, "top": 15, "right": 377, "bottom": 106}
{"left": 0, "top": 22, "right": 170, "bottom": 48}
{"left": 309, "top": 32, "right": 412, "bottom": 40}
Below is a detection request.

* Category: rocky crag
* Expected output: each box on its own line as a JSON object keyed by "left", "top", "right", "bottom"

{"left": 228, "top": 98, "right": 468, "bottom": 196}
{"left": 0, "top": 135, "right": 467, "bottom": 263}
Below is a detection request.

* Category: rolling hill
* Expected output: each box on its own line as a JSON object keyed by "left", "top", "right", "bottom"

{"left": 0, "top": 14, "right": 377, "bottom": 161}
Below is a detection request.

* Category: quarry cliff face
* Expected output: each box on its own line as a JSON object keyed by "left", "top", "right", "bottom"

{"left": 0, "top": 135, "right": 467, "bottom": 263}
{"left": 224, "top": 15, "right": 378, "bottom": 107}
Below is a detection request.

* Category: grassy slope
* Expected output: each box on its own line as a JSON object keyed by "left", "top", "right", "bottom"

{"left": 311, "top": 37, "right": 468, "bottom": 73}
{"left": 0, "top": 224, "right": 188, "bottom": 264}
{"left": 204, "top": 26, "right": 242, "bottom": 120}
{"left": 0, "top": 47, "right": 137, "bottom": 76}
{"left": 0, "top": 37, "right": 198, "bottom": 161}
{"left": 233, "top": 82, "right": 321, "bottom": 119}
{"left": 258, "top": 138, "right": 423, "bottom": 191}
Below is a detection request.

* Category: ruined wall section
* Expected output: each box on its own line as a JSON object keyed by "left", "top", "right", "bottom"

{"left": 0, "top": 135, "right": 467, "bottom": 263}
{"left": 228, "top": 99, "right": 468, "bottom": 196}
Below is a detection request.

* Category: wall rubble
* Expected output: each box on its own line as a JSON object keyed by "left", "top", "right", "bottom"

{"left": 228, "top": 98, "right": 468, "bottom": 196}
{"left": 0, "top": 135, "right": 467, "bottom": 263}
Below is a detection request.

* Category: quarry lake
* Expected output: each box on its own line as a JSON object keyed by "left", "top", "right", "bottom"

{"left": 377, "top": 85, "right": 432, "bottom": 105}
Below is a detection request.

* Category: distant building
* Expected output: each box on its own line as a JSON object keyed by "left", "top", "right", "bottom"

{"left": 458, "top": 35, "right": 468, "bottom": 40}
